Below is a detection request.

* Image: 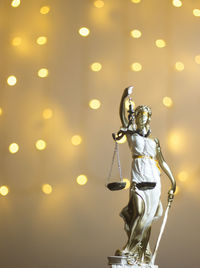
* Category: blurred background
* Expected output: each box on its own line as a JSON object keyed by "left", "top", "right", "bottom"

{"left": 0, "top": 0, "right": 200, "bottom": 267}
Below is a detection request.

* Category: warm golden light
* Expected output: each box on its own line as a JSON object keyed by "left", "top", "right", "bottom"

{"left": 71, "top": 135, "right": 82, "bottom": 146}
{"left": 40, "top": 6, "right": 50, "bottom": 15}
{"left": 11, "top": 0, "right": 20, "bottom": 8}
{"left": 125, "top": 99, "right": 136, "bottom": 110}
{"left": 94, "top": 0, "right": 104, "bottom": 8}
{"left": 117, "top": 135, "right": 127, "bottom": 144}
{"left": 7, "top": 75, "right": 17, "bottom": 86}
{"left": 36, "top": 36, "right": 47, "bottom": 45}
{"left": 168, "top": 131, "right": 185, "bottom": 153}
{"left": 178, "top": 171, "right": 188, "bottom": 182}
{"left": 131, "top": 62, "right": 142, "bottom": 72}
{"left": 172, "top": 0, "right": 182, "bottom": 7}
{"left": 175, "top": 61, "right": 184, "bottom": 71}
{"left": 155, "top": 39, "right": 166, "bottom": 48}
{"left": 174, "top": 185, "right": 180, "bottom": 195}
{"left": 38, "top": 68, "right": 48, "bottom": 78}
{"left": 89, "top": 99, "right": 101, "bottom": 110}
{"left": 193, "top": 9, "right": 200, "bottom": 17}
{"left": 0, "top": 186, "right": 9, "bottom": 196}
{"left": 0, "top": 108, "right": 3, "bottom": 116}
{"left": 131, "top": 0, "right": 141, "bottom": 3}
{"left": 79, "top": 27, "right": 90, "bottom": 37}
{"left": 35, "top": 140, "right": 47, "bottom": 150}
{"left": 9, "top": 143, "right": 19, "bottom": 154}
{"left": 130, "top": 29, "right": 142, "bottom": 39}
{"left": 42, "top": 108, "right": 53, "bottom": 119}
{"left": 76, "top": 175, "right": 88, "bottom": 185}
{"left": 12, "top": 37, "right": 22, "bottom": 46}
{"left": 90, "top": 62, "right": 102, "bottom": 72}
{"left": 163, "top": 97, "right": 173, "bottom": 107}
{"left": 42, "top": 184, "right": 52, "bottom": 194}
{"left": 195, "top": 55, "right": 200, "bottom": 64}
{"left": 123, "top": 178, "right": 130, "bottom": 190}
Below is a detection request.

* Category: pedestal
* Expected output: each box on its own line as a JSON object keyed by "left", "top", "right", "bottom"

{"left": 107, "top": 256, "right": 158, "bottom": 268}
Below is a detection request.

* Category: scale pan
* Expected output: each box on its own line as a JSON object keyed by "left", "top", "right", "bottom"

{"left": 107, "top": 182, "right": 126, "bottom": 191}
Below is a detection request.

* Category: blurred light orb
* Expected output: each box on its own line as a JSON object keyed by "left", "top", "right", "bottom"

{"left": 94, "top": 0, "right": 104, "bottom": 8}
{"left": 71, "top": 135, "right": 82, "bottom": 146}
{"left": 77, "top": 175, "right": 88, "bottom": 185}
{"left": 7, "top": 75, "right": 17, "bottom": 86}
{"left": 35, "top": 139, "right": 46, "bottom": 150}
{"left": 155, "top": 39, "right": 166, "bottom": 48}
{"left": 123, "top": 178, "right": 130, "bottom": 190}
{"left": 193, "top": 9, "right": 200, "bottom": 17}
{"left": 42, "top": 184, "right": 52, "bottom": 194}
{"left": 175, "top": 61, "right": 184, "bottom": 71}
{"left": 79, "top": 27, "right": 90, "bottom": 37}
{"left": 195, "top": 55, "right": 200, "bottom": 64}
{"left": 9, "top": 143, "right": 19, "bottom": 154}
{"left": 89, "top": 99, "right": 101, "bottom": 109}
{"left": 163, "top": 96, "right": 173, "bottom": 107}
{"left": 130, "top": 29, "right": 142, "bottom": 39}
{"left": 91, "top": 62, "right": 102, "bottom": 72}
{"left": 36, "top": 36, "right": 47, "bottom": 45}
{"left": 168, "top": 131, "right": 184, "bottom": 153}
{"left": 178, "top": 171, "right": 188, "bottom": 182}
{"left": 40, "top": 6, "right": 50, "bottom": 14}
{"left": 0, "top": 186, "right": 9, "bottom": 196}
{"left": 11, "top": 0, "right": 20, "bottom": 8}
{"left": 0, "top": 108, "right": 3, "bottom": 115}
{"left": 172, "top": 0, "right": 182, "bottom": 7}
{"left": 125, "top": 99, "right": 135, "bottom": 110}
{"left": 12, "top": 37, "right": 22, "bottom": 46}
{"left": 131, "top": 0, "right": 141, "bottom": 3}
{"left": 131, "top": 62, "right": 142, "bottom": 72}
{"left": 38, "top": 68, "right": 48, "bottom": 78}
{"left": 117, "top": 135, "right": 127, "bottom": 144}
{"left": 42, "top": 108, "right": 53, "bottom": 119}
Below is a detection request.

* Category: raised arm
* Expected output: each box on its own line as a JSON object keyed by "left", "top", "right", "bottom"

{"left": 119, "top": 86, "right": 133, "bottom": 128}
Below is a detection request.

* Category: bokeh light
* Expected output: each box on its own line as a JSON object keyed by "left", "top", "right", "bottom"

{"left": 131, "top": 0, "right": 141, "bottom": 3}
{"left": 89, "top": 99, "right": 101, "bottom": 109}
{"left": 195, "top": 55, "right": 200, "bottom": 64}
{"left": 0, "top": 186, "right": 9, "bottom": 196}
{"left": 7, "top": 75, "right": 17, "bottom": 86}
{"left": 123, "top": 178, "right": 131, "bottom": 190}
{"left": 35, "top": 140, "right": 47, "bottom": 150}
{"left": 0, "top": 108, "right": 3, "bottom": 115}
{"left": 130, "top": 29, "right": 142, "bottom": 39}
{"left": 79, "top": 27, "right": 90, "bottom": 37}
{"left": 42, "top": 108, "right": 53, "bottom": 119}
{"left": 193, "top": 9, "right": 200, "bottom": 17}
{"left": 36, "top": 36, "right": 47, "bottom": 45}
{"left": 9, "top": 143, "right": 19, "bottom": 154}
{"left": 168, "top": 130, "right": 185, "bottom": 153}
{"left": 163, "top": 96, "right": 173, "bottom": 107}
{"left": 117, "top": 135, "right": 127, "bottom": 144}
{"left": 40, "top": 6, "right": 50, "bottom": 15}
{"left": 175, "top": 185, "right": 180, "bottom": 195}
{"left": 125, "top": 99, "right": 135, "bottom": 110}
{"left": 94, "top": 0, "right": 104, "bottom": 8}
{"left": 11, "top": 0, "right": 20, "bottom": 8}
{"left": 38, "top": 68, "right": 48, "bottom": 78}
{"left": 42, "top": 184, "right": 52, "bottom": 194}
{"left": 155, "top": 39, "right": 166, "bottom": 48}
{"left": 76, "top": 175, "right": 88, "bottom": 185}
{"left": 175, "top": 61, "right": 184, "bottom": 71}
{"left": 12, "top": 37, "right": 22, "bottom": 46}
{"left": 131, "top": 62, "right": 142, "bottom": 72}
{"left": 172, "top": 0, "right": 182, "bottom": 7}
{"left": 178, "top": 171, "right": 188, "bottom": 182}
{"left": 71, "top": 135, "right": 82, "bottom": 146}
{"left": 90, "top": 62, "right": 102, "bottom": 72}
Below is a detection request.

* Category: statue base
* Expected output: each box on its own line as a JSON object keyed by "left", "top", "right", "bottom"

{"left": 107, "top": 256, "right": 158, "bottom": 268}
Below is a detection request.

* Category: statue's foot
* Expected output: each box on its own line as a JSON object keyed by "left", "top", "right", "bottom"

{"left": 144, "top": 249, "right": 152, "bottom": 264}
{"left": 115, "top": 249, "right": 130, "bottom": 256}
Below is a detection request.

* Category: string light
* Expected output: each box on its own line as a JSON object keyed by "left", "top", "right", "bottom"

{"left": 195, "top": 55, "right": 200, "bottom": 64}
{"left": 40, "top": 6, "right": 50, "bottom": 15}
{"left": 163, "top": 97, "right": 173, "bottom": 107}
{"left": 12, "top": 37, "right": 22, "bottom": 46}
{"left": 0, "top": 186, "right": 9, "bottom": 196}
{"left": 36, "top": 36, "right": 47, "bottom": 45}
{"left": 42, "top": 108, "right": 53, "bottom": 119}
{"left": 131, "top": 0, "right": 141, "bottom": 3}
{"left": 71, "top": 135, "right": 82, "bottom": 146}
{"left": 172, "top": 0, "right": 182, "bottom": 7}
{"left": 117, "top": 135, "right": 127, "bottom": 144}
{"left": 123, "top": 178, "right": 130, "bottom": 190}
{"left": 193, "top": 9, "right": 200, "bottom": 17}
{"left": 7, "top": 75, "right": 17, "bottom": 86}
{"left": 0, "top": 108, "right": 3, "bottom": 115}
{"left": 155, "top": 39, "right": 166, "bottom": 48}
{"left": 178, "top": 171, "right": 188, "bottom": 182}
{"left": 90, "top": 62, "right": 102, "bottom": 72}
{"left": 11, "top": 0, "right": 21, "bottom": 8}
{"left": 42, "top": 184, "right": 52, "bottom": 194}
{"left": 89, "top": 99, "right": 101, "bottom": 109}
{"left": 76, "top": 175, "right": 88, "bottom": 185}
{"left": 131, "top": 62, "right": 142, "bottom": 72}
{"left": 38, "top": 68, "right": 48, "bottom": 78}
{"left": 175, "top": 61, "right": 184, "bottom": 71}
{"left": 9, "top": 143, "right": 19, "bottom": 154}
{"left": 125, "top": 99, "right": 135, "bottom": 110}
{"left": 130, "top": 29, "right": 142, "bottom": 39}
{"left": 78, "top": 27, "right": 90, "bottom": 37}
{"left": 94, "top": 0, "right": 104, "bottom": 8}
{"left": 35, "top": 140, "right": 47, "bottom": 150}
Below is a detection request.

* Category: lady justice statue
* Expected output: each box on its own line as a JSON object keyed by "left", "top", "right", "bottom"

{"left": 107, "top": 86, "right": 176, "bottom": 268}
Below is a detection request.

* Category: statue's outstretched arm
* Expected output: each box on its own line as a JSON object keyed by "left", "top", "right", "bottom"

{"left": 155, "top": 138, "right": 176, "bottom": 201}
{"left": 119, "top": 86, "right": 133, "bottom": 128}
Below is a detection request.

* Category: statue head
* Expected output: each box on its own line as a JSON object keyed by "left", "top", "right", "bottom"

{"left": 135, "top": 105, "right": 152, "bottom": 129}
